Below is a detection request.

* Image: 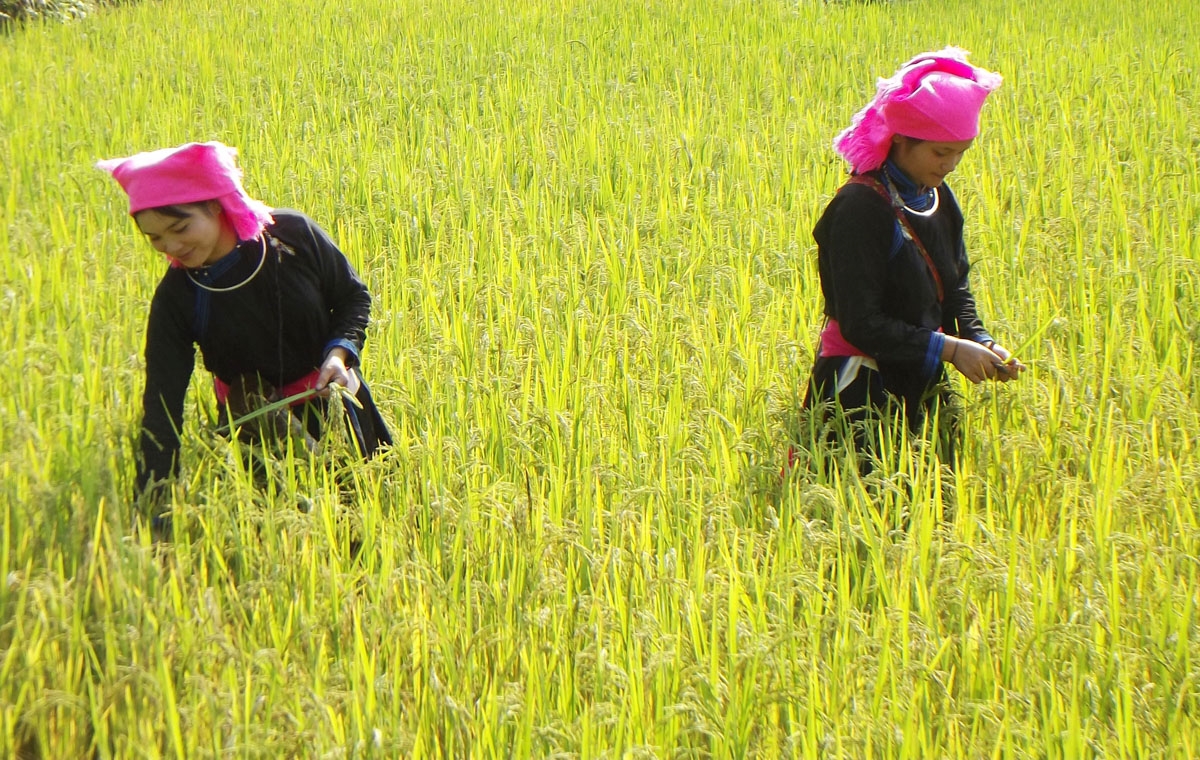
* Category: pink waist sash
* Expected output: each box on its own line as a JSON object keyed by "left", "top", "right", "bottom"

{"left": 819, "top": 319, "right": 867, "bottom": 357}
{"left": 819, "top": 319, "right": 943, "bottom": 358}
{"left": 213, "top": 369, "right": 323, "bottom": 406}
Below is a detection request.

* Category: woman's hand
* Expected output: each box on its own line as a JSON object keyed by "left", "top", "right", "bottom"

{"left": 987, "top": 343, "right": 1026, "bottom": 383}
{"left": 316, "top": 348, "right": 361, "bottom": 396}
{"left": 944, "top": 338, "right": 1023, "bottom": 384}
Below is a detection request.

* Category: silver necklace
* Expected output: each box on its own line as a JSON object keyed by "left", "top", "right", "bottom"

{"left": 186, "top": 237, "right": 267, "bottom": 293}
{"left": 902, "top": 186, "right": 940, "bottom": 217}
{"left": 881, "top": 167, "right": 940, "bottom": 217}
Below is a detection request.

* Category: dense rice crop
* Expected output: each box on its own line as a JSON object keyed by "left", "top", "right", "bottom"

{"left": 2, "top": 0, "right": 1198, "bottom": 756}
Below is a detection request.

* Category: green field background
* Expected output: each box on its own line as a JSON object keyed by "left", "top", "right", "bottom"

{"left": 2, "top": 0, "right": 1198, "bottom": 756}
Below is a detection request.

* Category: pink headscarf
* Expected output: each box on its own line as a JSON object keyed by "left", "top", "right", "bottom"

{"left": 96, "top": 141, "right": 273, "bottom": 241}
{"left": 833, "top": 47, "right": 1002, "bottom": 174}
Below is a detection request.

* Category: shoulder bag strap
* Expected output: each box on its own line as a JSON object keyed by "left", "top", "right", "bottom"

{"left": 845, "top": 174, "right": 944, "bottom": 303}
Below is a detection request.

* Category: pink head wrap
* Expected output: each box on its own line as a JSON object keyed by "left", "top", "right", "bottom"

{"left": 833, "top": 47, "right": 1002, "bottom": 174}
{"left": 96, "top": 141, "right": 273, "bottom": 241}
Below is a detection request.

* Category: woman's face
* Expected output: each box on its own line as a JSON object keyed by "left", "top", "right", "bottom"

{"left": 890, "top": 136, "right": 974, "bottom": 190}
{"left": 135, "top": 202, "right": 236, "bottom": 268}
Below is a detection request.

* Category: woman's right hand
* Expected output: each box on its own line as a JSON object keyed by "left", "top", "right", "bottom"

{"left": 945, "top": 338, "right": 1008, "bottom": 384}
{"left": 316, "top": 349, "right": 361, "bottom": 396}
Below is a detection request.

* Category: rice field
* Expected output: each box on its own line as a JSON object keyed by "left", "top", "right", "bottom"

{"left": 1, "top": 0, "right": 1198, "bottom": 756}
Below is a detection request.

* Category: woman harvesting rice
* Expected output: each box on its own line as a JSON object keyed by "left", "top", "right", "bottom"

{"left": 801, "top": 48, "right": 1024, "bottom": 467}
{"left": 98, "top": 141, "right": 391, "bottom": 515}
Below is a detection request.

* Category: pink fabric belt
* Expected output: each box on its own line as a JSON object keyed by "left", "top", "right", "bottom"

{"left": 213, "top": 369, "right": 323, "bottom": 406}
{"left": 819, "top": 319, "right": 943, "bottom": 358}
{"left": 819, "top": 319, "right": 868, "bottom": 357}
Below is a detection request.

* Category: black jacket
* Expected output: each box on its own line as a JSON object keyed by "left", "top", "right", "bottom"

{"left": 136, "top": 209, "right": 372, "bottom": 492}
{"left": 813, "top": 172, "right": 992, "bottom": 401}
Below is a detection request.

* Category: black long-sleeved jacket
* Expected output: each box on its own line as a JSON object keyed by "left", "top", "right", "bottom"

{"left": 136, "top": 209, "right": 371, "bottom": 493}
{"left": 814, "top": 172, "right": 992, "bottom": 401}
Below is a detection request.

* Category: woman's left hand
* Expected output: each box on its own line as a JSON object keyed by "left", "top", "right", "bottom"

{"left": 988, "top": 343, "right": 1026, "bottom": 382}
{"left": 316, "top": 349, "right": 361, "bottom": 396}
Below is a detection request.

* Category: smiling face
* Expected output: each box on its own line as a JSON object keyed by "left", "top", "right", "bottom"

{"left": 889, "top": 136, "right": 975, "bottom": 190}
{"left": 134, "top": 201, "right": 238, "bottom": 268}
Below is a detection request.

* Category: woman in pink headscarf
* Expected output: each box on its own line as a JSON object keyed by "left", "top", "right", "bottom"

{"left": 99, "top": 142, "right": 391, "bottom": 511}
{"left": 799, "top": 48, "right": 1024, "bottom": 469}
